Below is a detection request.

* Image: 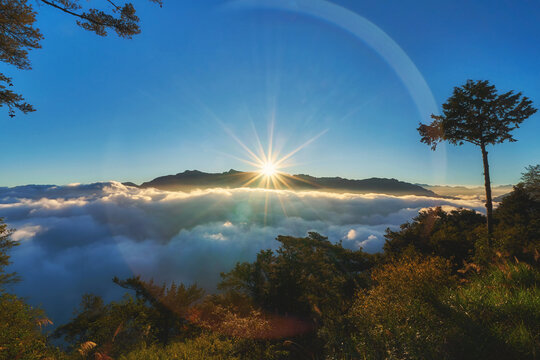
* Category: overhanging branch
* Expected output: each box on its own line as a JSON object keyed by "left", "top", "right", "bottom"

{"left": 39, "top": 0, "right": 106, "bottom": 27}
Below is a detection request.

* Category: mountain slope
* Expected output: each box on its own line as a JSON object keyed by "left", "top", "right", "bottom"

{"left": 139, "top": 170, "right": 437, "bottom": 197}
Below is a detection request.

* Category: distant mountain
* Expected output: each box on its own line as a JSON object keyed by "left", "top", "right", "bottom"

{"left": 138, "top": 170, "right": 437, "bottom": 197}
{"left": 421, "top": 184, "right": 513, "bottom": 200}
{"left": 121, "top": 182, "right": 139, "bottom": 188}
{"left": 494, "top": 192, "right": 512, "bottom": 202}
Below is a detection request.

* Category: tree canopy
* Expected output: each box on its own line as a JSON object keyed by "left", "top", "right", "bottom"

{"left": 418, "top": 80, "right": 537, "bottom": 150}
{"left": 383, "top": 207, "right": 485, "bottom": 267}
{"left": 521, "top": 164, "right": 540, "bottom": 200}
{"left": 39, "top": 0, "right": 163, "bottom": 38}
{"left": 0, "top": 0, "right": 42, "bottom": 117}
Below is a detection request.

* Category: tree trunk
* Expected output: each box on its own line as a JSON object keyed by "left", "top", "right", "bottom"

{"left": 481, "top": 144, "right": 493, "bottom": 244}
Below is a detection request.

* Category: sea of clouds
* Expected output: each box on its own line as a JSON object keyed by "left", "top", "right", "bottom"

{"left": 0, "top": 182, "right": 485, "bottom": 324}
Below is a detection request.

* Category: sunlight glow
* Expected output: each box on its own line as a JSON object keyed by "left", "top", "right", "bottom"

{"left": 260, "top": 162, "right": 277, "bottom": 177}
{"left": 222, "top": 121, "right": 327, "bottom": 193}
{"left": 218, "top": 121, "right": 329, "bottom": 224}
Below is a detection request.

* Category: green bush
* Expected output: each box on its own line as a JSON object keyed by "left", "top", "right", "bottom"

{"left": 347, "top": 256, "right": 540, "bottom": 360}
{"left": 0, "top": 293, "right": 57, "bottom": 360}
{"left": 448, "top": 261, "right": 540, "bottom": 359}
{"left": 120, "top": 333, "right": 239, "bottom": 360}
{"left": 120, "top": 332, "right": 288, "bottom": 360}
{"left": 348, "top": 256, "right": 457, "bottom": 359}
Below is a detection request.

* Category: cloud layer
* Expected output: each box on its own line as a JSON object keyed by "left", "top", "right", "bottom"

{"left": 1, "top": 182, "right": 485, "bottom": 324}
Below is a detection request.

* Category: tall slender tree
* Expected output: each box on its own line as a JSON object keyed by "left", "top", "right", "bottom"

{"left": 418, "top": 80, "right": 537, "bottom": 242}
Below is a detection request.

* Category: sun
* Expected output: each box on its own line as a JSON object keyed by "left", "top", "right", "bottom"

{"left": 260, "top": 162, "right": 277, "bottom": 177}
{"left": 221, "top": 122, "right": 327, "bottom": 222}
{"left": 222, "top": 121, "right": 327, "bottom": 191}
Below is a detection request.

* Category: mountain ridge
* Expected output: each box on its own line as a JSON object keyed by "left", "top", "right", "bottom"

{"left": 136, "top": 169, "right": 438, "bottom": 197}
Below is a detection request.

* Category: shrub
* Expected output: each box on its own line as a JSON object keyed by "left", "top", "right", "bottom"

{"left": 0, "top": 293, "right": 56, "bottom": 360}
{"left": 448, "top": 261, "right": 540, "bottom": 359}
{"left": 120, "top": 332, "right": 288, "bottom": 360}
{"left": 348, "top": 256, "right": 456, "bottom": 359}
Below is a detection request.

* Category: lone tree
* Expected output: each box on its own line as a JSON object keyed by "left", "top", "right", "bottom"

{"left": 418, "top": 80, "right": 537, "bottom": 241}
{"left": 0, "top": 0, "right": 162, "bottom": 117}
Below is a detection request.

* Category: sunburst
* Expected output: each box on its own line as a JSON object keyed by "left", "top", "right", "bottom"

{"left": 225, "top": 123, "right": 326, "bottom": 190}
{"left": 260, "top": 162, "right": 277, "bottom": 177}
{"left": 220, "top": 122, "right": 327, "bottom": 223}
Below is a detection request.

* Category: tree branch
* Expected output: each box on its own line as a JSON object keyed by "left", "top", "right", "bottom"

{"left": 106, "top": 0, "right": 122, "bottom": 11}
{"left": 39, "top": 0, "right": 106, "bottom": 26}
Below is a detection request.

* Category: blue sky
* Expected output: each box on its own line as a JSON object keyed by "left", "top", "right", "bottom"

{"left": 1, "top": 0, "right": 539, "bottom": 187}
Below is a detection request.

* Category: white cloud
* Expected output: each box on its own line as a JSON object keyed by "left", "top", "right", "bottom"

{"left": 0, "top": 182, "right": 485, "bottom": 324}
{"left": 11, "top": 225, "right": 44, "bottom": 242}
{"left": 205, "top": 232, "right": 227, "bottom": 241}
{"left": 356, "top": 234, "right": 380, "bottom": 252}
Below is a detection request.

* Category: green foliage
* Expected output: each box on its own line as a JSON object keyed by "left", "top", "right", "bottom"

{"left": 53, "top": 293, "right": 154, "bottom": 358}
{"left": 220, "top": 232, "right": 373, "bottom": 318}
{"left": 0, "top": 218, "right": 19, "bottom": 290}
{"left": 119, "top": 333, "right": 239, "bottom": 360}
{"left": 0, "top": 0, "right": 42, "bottom": 116}
{"left": 447, "top": 261, "right": 540, "bottom": 359}
{"left": 493, "top": 183, "right": 540, "bottom": 260}
{"left": 113, "top": 276, "right": 205, "bottom": 344}
{"left": 521, "top": 164, "right": 540, "bottom": 201}
{"left": 119, "top": 332, "right": 288, "bottom": 360}
{"left": 383, "top": 207, "right": 485, "bottom": 267}
{"left": 219, "top": 232, "right": 374, "bottom": 357}
{"left": 348, "top": 256, "right": 540, "bottom": 360}
{"left": 418, "top": 79, "right": 537, "bottom": 237}
{"left": 54, "top": 277, "right": 205, "bottom": 357}
{"left": 0, "top": 220, "right": 57, "bottom": 359}
{"left": 0, "top": 291, "right": 57, "bottom": 359}
{"left": 348, "top": 256, "right": 457, "bottom": 359}
{"left": 418, "top": 80, "right": 537, "bottom": 150}
{"left": 39, "top": 0, "right": 163, "bottom": 38}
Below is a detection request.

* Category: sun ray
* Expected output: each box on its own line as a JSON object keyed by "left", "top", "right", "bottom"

{"left": 218, "top": 152, "right": 263, "bottom": 169}
{"left": 226, "top": 128, "right": 265, "bottom": 165}
{"left": 272, "top": 184, "right": 289, "bottom": 216}
{"left": 263, "top": 178, "right": 271, "bottom": 225}
{"left": 251, "top": 120, "right": 268, "bottom": 164}
{"left": 274, "top": 174, "right": 292, "bottom": 189}
{"left": 270, "top": 175, "right": 282, "bottom": 191}
{"left": 267, "top": 117, "right": 275, "bottom": 164}
{"left": 242, "top": 172, "right": 264, "bottom": 187}
{"left": 280, "top": 172, "right": 322, "bottom": 189}
{"left": 220, "top": 119, "right": 329, "bottom": 222}
{"left": 274, "top": 129, "right": 328, "bottom": 168}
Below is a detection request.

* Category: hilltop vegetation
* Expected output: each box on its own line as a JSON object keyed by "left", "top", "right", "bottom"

{"left": 0, "top": 165, "right": 539, "bottom": 359}
{"left": 139, "top": 169, "right": 437, "bottom": 196}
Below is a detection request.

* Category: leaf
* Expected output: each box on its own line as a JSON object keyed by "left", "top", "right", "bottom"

{"left": 78, "top": 341, "right": 97, "bottom": 355}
